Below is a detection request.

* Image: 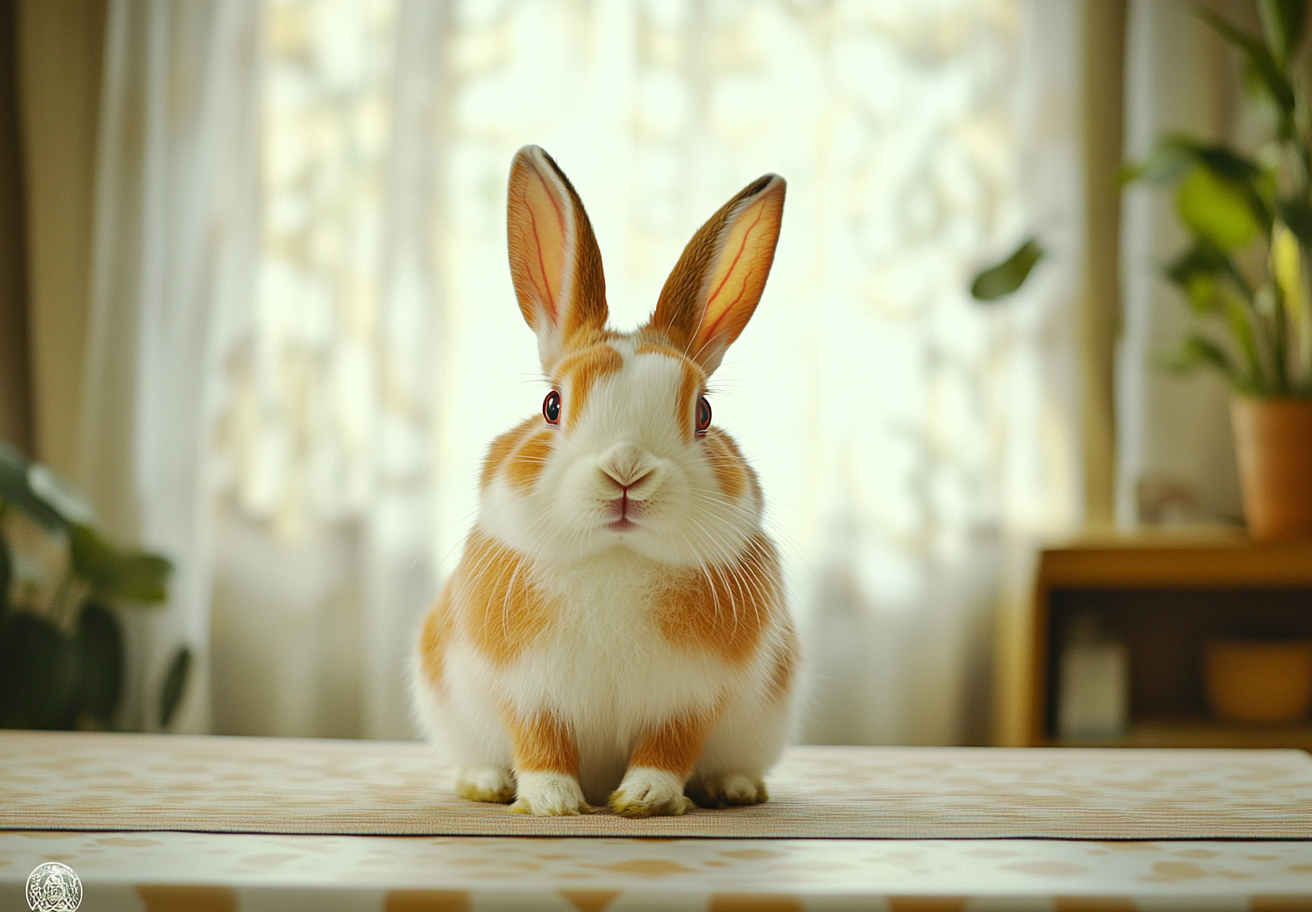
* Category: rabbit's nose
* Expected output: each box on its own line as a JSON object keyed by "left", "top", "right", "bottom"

{"left": 597, "top": 443, "right": 661, "bottom": 493}
{"left": 601, "top": 466, "right": 655, "bottom": 492}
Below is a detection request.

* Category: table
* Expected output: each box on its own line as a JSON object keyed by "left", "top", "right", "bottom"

{"left": 3, "top": 731, "right": 1311, "bottom": 910}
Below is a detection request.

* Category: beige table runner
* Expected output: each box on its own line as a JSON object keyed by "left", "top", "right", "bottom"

{"left": 2, "top": 731, "right": 1310, "bottom": 839}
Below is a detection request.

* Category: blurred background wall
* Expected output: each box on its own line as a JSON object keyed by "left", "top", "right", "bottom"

{"left": 0, "top": 0, "right": 1272, "bottom": 744}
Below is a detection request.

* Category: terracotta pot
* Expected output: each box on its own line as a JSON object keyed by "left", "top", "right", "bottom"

{"left": 1230, "top": 397, "right": 1312, "bottom": 541}
{"left": 1203, "top": 638, "right": 1312, "bottom": 725}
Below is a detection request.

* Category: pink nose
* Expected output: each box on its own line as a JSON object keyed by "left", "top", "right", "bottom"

{"left": 602, "top": 468, "right": 653, "bottom": 492}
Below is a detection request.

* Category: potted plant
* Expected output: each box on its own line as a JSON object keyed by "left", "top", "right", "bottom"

{"left": 0, "top": 441, "right": 190, "bottom": 731}
{"left": 974, "top": 0, "right": 1312, "bottom": 541}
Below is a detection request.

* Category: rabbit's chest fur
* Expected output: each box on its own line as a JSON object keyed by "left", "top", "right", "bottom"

{"left": 490, "top": 546, "right": 750, "bottom": 725}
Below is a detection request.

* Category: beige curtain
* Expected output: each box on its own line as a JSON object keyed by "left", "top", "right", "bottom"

{"left": 13, "top": 0, "right": 105, "bottom": 479}
{"left": 77, "top": 0, "right": 263, "bottom": 732}
{"left": 0, "top": 0, "right": 31, "bottom": 453}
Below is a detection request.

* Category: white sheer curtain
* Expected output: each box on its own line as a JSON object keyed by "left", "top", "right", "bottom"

{"left": 80, "top": 0, "right": 261, "bottom": 733}
{"left": 418, "top": 0, "right": 1083, "bottom": 746}
{"left": 86, "top": 0, "right": 1083, "bottom": 743}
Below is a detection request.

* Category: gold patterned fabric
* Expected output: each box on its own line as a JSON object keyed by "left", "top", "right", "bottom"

{"left": 2, "top": 732, "right": 1310, "bottom": 839}
{"left": 3, "top": 830, "right": 1312, "bottom": 910}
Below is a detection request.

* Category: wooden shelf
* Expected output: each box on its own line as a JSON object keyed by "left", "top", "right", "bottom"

{"left": 1001, "top": 531, "right": 1312, "bottom": 749}
{"left": 1038, "top": 533, "right": 1312, "bottom": 589}
{"left": 1048, "top": 719, "right": 1312, "bottom": 750}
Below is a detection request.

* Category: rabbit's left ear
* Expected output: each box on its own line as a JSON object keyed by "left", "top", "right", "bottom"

{"left": 507, "top": 145, "right": 609, "bottom": 369}
{"left": 647, "top": 174, "right": 785, "bottom": 375}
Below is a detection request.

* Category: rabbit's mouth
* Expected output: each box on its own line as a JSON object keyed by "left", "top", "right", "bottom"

{"left": 606, "top": 517, "right": 638, "bottom": 533}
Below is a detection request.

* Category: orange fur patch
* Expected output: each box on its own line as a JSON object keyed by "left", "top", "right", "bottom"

{"left": 481, "top": 418, "right": 538, "bottom": 489}
{"left": 630, "top": 708, "right": 718, "bottom": 777}
{"left": 506, "top": 710, "right": 580, "bottom": 775}
{"left": 418, "top": 583, "right": 456, "bottom": 693}
{"left": 456, "top": 529, "right": 555, "bottom": 667}
{"left": 553, "top": 343, "right": 623, "bottom": 429}
{"left": 705, "top": 428, "right": 749, "bottom": 499}
{"left": 679, "top": 364, "right": 702, "bottom": 439}
{"left": 654, "top": 535, "right": 782, "bottom": 664}
{"left": 506, "top": 429, "right": 555, "bottom": 490}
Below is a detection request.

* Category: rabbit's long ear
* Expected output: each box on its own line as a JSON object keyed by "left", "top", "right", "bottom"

{"left": 507, "top": 145, "right": 608, "bottom": 369}
{"left": 647, "top": 174, "right": 785, "bottom": 375}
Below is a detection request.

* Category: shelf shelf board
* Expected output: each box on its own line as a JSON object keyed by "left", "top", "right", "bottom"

{"left": 1038, "top": 534, "right": 1312, "bottom": 589}
{"left": 1048, "top": 719, "right": 1312, "bottom": 750}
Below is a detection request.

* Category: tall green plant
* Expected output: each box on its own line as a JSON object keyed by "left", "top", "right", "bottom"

{"left": 974, "top": 0, "right": 1312, "bottom": 397}
{"left": 0, "top": 441, "right": 190, "bottom": 730}
{"left": 1127, "top": 0, "right": 1312, "bottom": 396}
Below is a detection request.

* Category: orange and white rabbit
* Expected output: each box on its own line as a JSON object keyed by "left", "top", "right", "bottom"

{"left": 411, "top": 145, "right": 799, "bottom": 817}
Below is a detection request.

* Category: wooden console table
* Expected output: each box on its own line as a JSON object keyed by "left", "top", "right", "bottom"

{"left": 1004, "top": 531, "right": 1312, "bottom": 750}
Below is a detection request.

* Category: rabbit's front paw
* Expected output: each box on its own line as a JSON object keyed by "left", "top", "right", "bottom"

{"left": 455, "top": 765, "right": 515, "bottom": 804}
{"left": 509, "top": 771, "right": 593, "bottom": 816}
{"left": 608, "top": 768, "right": 695, "bottom": 818}
{"left": 686, "top": 770, "right": 769, "bottom": 808}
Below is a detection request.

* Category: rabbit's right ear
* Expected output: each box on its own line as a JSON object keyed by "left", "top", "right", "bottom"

{"left": 647, "top": 173, "right": 785, "bottom": 375}
{"left": 507, "top": 145, "right": 609, "bottom": 370}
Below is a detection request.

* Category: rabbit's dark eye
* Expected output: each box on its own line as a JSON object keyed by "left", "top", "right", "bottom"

{"left": 543, "top": 390, "right": 561, "bottom": 425}
{"left": 696, "top": 396, "right": 712, "bottom": 435}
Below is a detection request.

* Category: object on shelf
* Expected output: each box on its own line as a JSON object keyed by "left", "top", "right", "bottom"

{"left": 1203, "top": 638, "right": 1312, "bottom": 725}
{"left": 1056, "top": 613, "right": 1130, "bottom": 739}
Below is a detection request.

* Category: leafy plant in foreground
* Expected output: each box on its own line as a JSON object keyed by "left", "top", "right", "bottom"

{"left": 0, "top": 441, "right": 189, "bottom": 730}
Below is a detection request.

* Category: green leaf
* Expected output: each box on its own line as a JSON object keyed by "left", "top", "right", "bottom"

{"left": 68, "top": 523, "right": 115, "bottom": 584}
{"left": 106, "top": 553, "right": 171, "bottom": 603}
{"left": 0, "top": 442, "right": 66, "bottom": 530}
{"left": 1155, "top": 334, "right": 1239, "bottom": 383}
{"left": 1258, "top": 0, "right": 1307, "bottom": 67}
{"left": 1278, "top": 196, "right": 1312, "bottom": 245}
{"left": 158, "top": 646, "right": 191, "bottom": 730}
{"left": 1176, "top": 166, "right": 1260, "bottom": 251}
{"left": 1226, "top": 297, "right": 1267, "bottom": 392}
{"left": 1125, "top": 137, "right": 1273, "bottom": 235}
{"left": 74, "top": 602, "right": 123, "bottom": 726}
{"left": 1124, "top": 134, "right": 1266, "bottom": 186}
{"left": 1197, "top": 7, "right": 1297, "bottom": 137}
{"left": 970, "top": 238, "right": 1045, "bottom": 301}
{"left": 1165, "top": 242, "right": 1245, "bottom": 312}
{"left": 0, "top": 613, "right": 81, "bottom": 729}
{"left": 0, "top": 533, "right": 10, "bottom": 621}
{"left": 69, "top": 524, "right": 172, "bottom": 604}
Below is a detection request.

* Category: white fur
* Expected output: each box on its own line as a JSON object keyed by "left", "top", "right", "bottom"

{"left": 611, "top": 767, "right": 695, "bottom": 817}
{"left": 512, "top": 770, "right": 590, "bottom": 815}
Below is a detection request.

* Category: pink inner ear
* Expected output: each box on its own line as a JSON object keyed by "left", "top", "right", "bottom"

{"left": 690, "top": 187, "right": 784, "bottom": 362}
{"left": 701, "top": 199, "right": 770, "bottom": 338}
{"left": 523, "top": 167, "right": 568, "bottom": 323}
{"left": 508, "top": 150, "right": 575, "bottom": 334}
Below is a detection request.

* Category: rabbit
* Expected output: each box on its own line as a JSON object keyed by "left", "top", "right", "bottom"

{"left": 410, "top": 144, "right": 799, "bottom": 817}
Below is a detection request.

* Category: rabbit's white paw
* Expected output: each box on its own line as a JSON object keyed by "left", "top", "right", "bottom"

{"left": 608, "top": 767, "right": 695, "bottom": 818}
{"left": 455, "top": 765, "right": 515, "bottom": 804}
{"left": 686, "top": 770, "right": 769, "bottom": 808}
{"left": 510, "top": 771, "right": 593, "bottom": 816}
